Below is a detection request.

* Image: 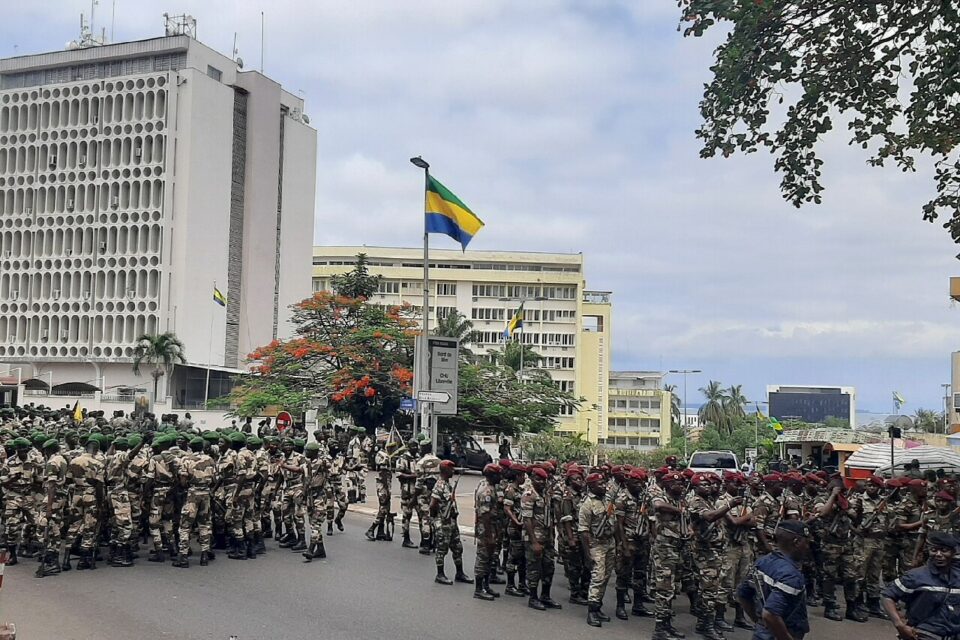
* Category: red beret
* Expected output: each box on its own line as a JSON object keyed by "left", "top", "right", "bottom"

{"left": 654, "top": 466, "right": 669, "bottom": 476}
{"left": 762, "top": 473, "right": 782, "bottom": 484}
{"left": 439, "top": 460, "right": 456, "bottom": 470}
{"left": 804, "top": 473, "right": 824, "bottom": 485}
{"left": 815, "top": 471, "right": 828, "bottom": 479}
{"left": 611, "top": 465, "right": 623, "bottom": 475}
{"left": 483, "top": 463, "right": 502, "bottom": 475}
{"left": 530, "top": 467, "right": 548, "bottom": 480}
{"left": 663, "top": 471, "right": 683, "bottom": 482}
{"left": 512, "top": 464, "right": 528, "bottom": 474}
{"left": 499, "top": 459, "right": 513, "bottom": 469}
{"left": 682, "top": 468, "right": 695, "bottom": 478}
{"left": 566, "top": 465, "right": 584, "bottom": 478}
{"left": 786, "top": 473, "right": 804, "bottom": 484}
{"left": 886, "top": 477, "right": 903, "bottom": 489}
{"left": 585, "top": 473, "right": 605, "bottom": 485}
{"left": 542, "top": 461, "right": 556, "bottom": 472}
{"left": 628, "top": 469, "right": 647, "bottom": 481}
{"left": 908, "top": 479, "right": 926, "bottom": 488}
{"left": 722, "top": 470, "right": 739, "bottom": 481}
{"left": 691, "top": 474, "right": 707, "bottom": 486}
{"left": 868, "top": 475, "right": 885, "bottom": 488}
{"left": 665, "top": 456, "right": 678, "bottom": 464}
{"left": 935, "top": 490, "right": 955, "bottom": 501}
{"left": 549, "top": 459, "right": 559, "bottom": 469}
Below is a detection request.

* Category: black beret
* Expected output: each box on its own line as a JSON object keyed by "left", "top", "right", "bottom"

{"left": 927, "top": 531, "right": 957, "bottom": 550}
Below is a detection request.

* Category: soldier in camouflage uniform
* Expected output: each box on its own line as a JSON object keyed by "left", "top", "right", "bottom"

{"left": 885, "top": 478, "right": 923, "bottom": 581}
{"left": 67, "top": 437, "right": 105, "bottom": 570}
{"left": 278, "top": 438, "right": 307, "bottom": 552}
{"left": 145, "top": 434, "right": 177, "bottom": 562}
{"left": 615, "top": 468, "right": 652, "bottom": 618}
{"left": 502, "top": 462, "right": 529, "bottom": 597}
{"left": 718, "top": 471, "right": 754, "bottom": 630}
{"left": 259, "top": 436, "right": 284, "bottom": 540}
{"left": 651, "top": 470, "right": 688, "bottom": 640}
{"left": 752, "top": 473, "right": 784, "bottom": 554}
{"left": 473, "top": 463, "right": 501, "bottom": 600}
{"left": 580, "top": 472, "right": 616, "bottom": 627}
{"left": 858, "top": 475, "right": 890, "bottom": 617}
{"left": 126, "top": 434, "right": 149, "bottom": 547}
{"left": 395, "top": 439, "right": 419, "bottom": 548}
{"left": 415, "top": 439, "right": 441, "bottom": 553}
{"left": 913, "top": 489, "right": 960, "bottom": 567}
{"left": 430, "top": 459, "right": 471, "bottom": 585}
{"left": 173, "top": 436, "right": 216, "bottom": 568}
{"left": 234, "top": 435, "right": 261, "bottom": 556}
{"left": 0, "top": 437, "right": 35, "bottom": 566}
{"left": 325, "top": 441, "right": 348, "bottom": 535}
{"left": 301, "top": 441, "right": 329, "bottom": 562}
{"left": 558, "top": 465, "right": 588, "bottom": 605}
{"left": 522, "top": 466, "right": 562, "bottom": 611}
{"left": 815, "top": 479, "right": 868, "bottom": 622}
{"left": 367, "top": 442, "right": 396, "bottom": 542}
{"left": 35, "top": 439, "right": 68, "bottom": 577}
{"left": 104, "top": 436, "right": 143, "bottom": 567}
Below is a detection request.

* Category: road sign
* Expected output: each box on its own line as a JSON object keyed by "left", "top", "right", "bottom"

{"left": 276, "top": 411, "right": 293, "bottom": 432}
{"left": 426, "top": 337, "right": 458, "bottom": 415}
{"left": 399, "top": 397, "right": 417, "bottom": 411}
{"left": 417, "top": 390, "right": 451, "bottom": 403}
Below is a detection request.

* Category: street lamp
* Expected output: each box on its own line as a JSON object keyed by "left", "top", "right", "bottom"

{"left": 942, "top": 383, "right": 951, "bottom": 434}
{"left": 668, "top": 369, "right": 701, "bottom": 462}
{"left": 409, "top": 156, "right": 430, "bottom": 170}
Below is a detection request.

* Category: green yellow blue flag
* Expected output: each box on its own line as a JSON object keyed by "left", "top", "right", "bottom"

{"left": 893, "top": 391, "right": 906, "bottom": 410}
{"left": 424, "top": 176, "right": 484, "bottom": 250}
{"left": 503, "top": 303, "right": 524, "bottom": 339}
{"left": 213, "top": 287, "right": 227, "bottom": 307}
{"left": 769, "top": 416, "right": 783, "bottom": 433}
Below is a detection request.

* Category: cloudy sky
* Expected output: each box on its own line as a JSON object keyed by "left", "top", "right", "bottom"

{"left": 6, "top": 1, "right": 959, "bottom": 415}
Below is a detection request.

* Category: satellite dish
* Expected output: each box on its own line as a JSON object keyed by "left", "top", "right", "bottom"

{"left": 236, "top": 56, "right": 244, "bottom": 69}
{"left": 302, "top": 114, "right": 310, "bottom": 124}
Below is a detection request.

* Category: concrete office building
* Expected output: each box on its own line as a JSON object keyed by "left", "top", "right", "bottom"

{"left": 767, "top": 384, "right": 856, "bottom": 428}
{"left": 604, "top": 371, "right": 673, "bottom": 451}
{"left": 0, "top": 19, "right": 317, "bottom": 412}
{"left": 312, "top": 246, "right": 612, "bottom": 441}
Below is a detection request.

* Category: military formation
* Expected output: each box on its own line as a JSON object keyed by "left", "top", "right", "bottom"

{"left": 4, "top": 401, "right": 960, "bottom": 640}
{"left": 0, "top": 404, "right": 376, "bottom": 577}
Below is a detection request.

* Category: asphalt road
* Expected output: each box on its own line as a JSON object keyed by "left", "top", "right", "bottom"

{"left": 0, "top": 473, "right": 895, "bottom": 639}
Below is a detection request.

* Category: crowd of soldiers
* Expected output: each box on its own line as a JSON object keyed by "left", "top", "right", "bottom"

{"left": 0, "top": 404, "right": 377, "bottom": 577}
{"left": 448, "top": 455, "right": 960, "bottom": 638}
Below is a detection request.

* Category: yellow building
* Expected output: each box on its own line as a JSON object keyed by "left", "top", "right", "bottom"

{"left": 312, "top": 246, "right": 611, "bottom": 440}
{"left": 604, "top": 371, "right": 673, "bottom": 450}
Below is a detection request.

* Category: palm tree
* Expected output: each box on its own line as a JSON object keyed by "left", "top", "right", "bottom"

{"left": 132, "top": 332, "right": 186, "bottom": 402}
{"left": 664, "top": 383, "right": 682, "bottom": 429}
{"left": 504, "top": 341, "right": 542, "bottom": 373}
{"left": 723, "top": 384, "right": 748, "bottom": 432}
{"left": 434, "top": 310, "right": 479, "bottom": 346}
{"left": 698, "top": 380, "right": 728, "bottom": 433}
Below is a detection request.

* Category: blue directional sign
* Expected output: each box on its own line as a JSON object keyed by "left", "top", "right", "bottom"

{"left": 399, "top": 397, "right": 417, "bottom": 411}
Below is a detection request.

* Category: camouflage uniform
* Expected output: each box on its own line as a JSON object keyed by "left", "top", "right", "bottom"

{"left": 38, "top": 450, "right": 68, "bottom": 560}
{"left": 579, "top": 492, "right": 616, "bottom": 605}
{"left": 415, "top": 452, "right": 441, "bottom": 548}
{"left": 432, "top": 475, "right": 463, "bottom": 568}
{"left": 814, "top": 491, "right": 863, "bottom": 611}
{"left": 614, "top": 485, "right": 648, "bottom": 599}
{"left": 325, "top": 452, "right": 347, "bottom": 527}
{"left": 475, "top": 479, "right": 497, "bottom": 579}
{"left": 752, "top": 490, "right": 782, "bottom": 552}
{"left": 689, "top": 491, "right": 727, "bottom": 629}
{"left": 178, "top": 450, "right": 216, "bottom": 554}
{"left": 859, "top": 491, "right": 889, "bottom": 603}
{"left": 281, "top": 449, "right": 307, "bottom": 540}
{"left": 305, "top": 450, "right": 330, "bottom": 546}
{"left": 503, "top": 478, "right": 528, "bottom": 592}
{"left": 717, "top": 490, "right": 752, "bottom": 610}
{"left": 67, "top": 451, "right": 104, "bottom": 556}
{"left": 521, "top": 484, "right": 556, "bottom": 593}
{"left": 146, "top": 447, "right": 177, "bottom": 552}
{"left": 396, "top": 449, "right": 417, "bottom": 539}
{"left": 885, "top": 495, "right": 920, "bottom": 579}
{"left": 127, "top": 448, "right": 150, "bottom": 544}
{"left": 651, "top": 492, "right": 686, "bottom": 626}
{"left": 558, "top": 482, "right": 588, "bottom": 599}
{"left": 105, "top": 448, "right": 137, "bottom": 549}
{"left": 231, "top": 447, "right": 257, "bottom": 542}
{"left": 0, "top": 452, "right": 35, "bottom": 552}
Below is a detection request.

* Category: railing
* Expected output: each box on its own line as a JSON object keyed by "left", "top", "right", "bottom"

{"left": 100, "top": 394, "right": 137, "bottom": 403}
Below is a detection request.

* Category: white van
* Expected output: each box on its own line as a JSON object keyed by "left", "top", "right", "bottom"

{"left": 688, "top": 450, "right": 740, "bottom": 477}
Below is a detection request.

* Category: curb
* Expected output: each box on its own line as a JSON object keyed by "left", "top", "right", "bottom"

{"left": 346, "top": 503, "right": 477, "bottom": 538}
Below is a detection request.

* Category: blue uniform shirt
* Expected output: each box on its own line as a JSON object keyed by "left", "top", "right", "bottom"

{"left": 738, "top": 551, "right": 809, "bottom": 640}
{"left": 882, "top": 560, "right": 960, "bottom": 637}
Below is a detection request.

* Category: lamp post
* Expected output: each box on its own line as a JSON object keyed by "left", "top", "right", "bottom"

{"left": 410, "top": 156, "right": 431, "bottom": 440}
{"left": 668, "top": 369, "right": 701, "bottom": 462}
{"left": 942, "top": 383, "right": 951, "bottom": 434}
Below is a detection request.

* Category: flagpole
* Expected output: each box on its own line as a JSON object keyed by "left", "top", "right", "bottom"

{"left": 205, "top": 280, "right": 215, "bottom": 409}
{"left": 410, "top": 157, "right": 431, "bottom": 440}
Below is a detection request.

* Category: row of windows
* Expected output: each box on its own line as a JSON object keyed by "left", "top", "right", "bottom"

{"left": 0, "top": 136, "right": 164, "bottom": 175}
{"left": 542, "top": 356, "right": 575, "bottom": 369}
{"left": 609, "top": 398, "right": 662, "bottom": 411}
{"left": 599, "top": 437, "right": 661, "bottom": 448}
{"left": 607, "top": 417, "right": 661, "bottom": 430}
{"left": 0, "top": 224, "right": 162, "bottom": 258}
{"left": 472, "top": 307, "right": 505, "bottom": 321}
{"left": 0, "top": 313, "right": 159, "bottom": 346}
{"left": 471, "top": 284, "right": 577, "bottom": 300}
{"left": 0, "top": 178, "right": 164, "bottom": 216}
{"left": 0, "top": 268, "right": 161, "bottom": 301}
{"left": 314, "top": 258, "right": 580, "bottom": 273}
{"left": 0, "top": 90, "right": 168, "bottom": 133}
{"left": 1, "top": 61, "right": 178, "bottom": 90}
{"left": 470, "top": 331, "right": 575, "bottom": 348}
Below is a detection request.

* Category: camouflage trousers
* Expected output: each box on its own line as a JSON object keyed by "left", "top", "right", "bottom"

{"left": 561, "top": 538, "right": 589, "bottom": 595}
{"left": 884, "top": 537, "right": 910, "bottom": 580}
{"left": 108, "top": 488, "right": 134, "bottom": 546}
{"left": 1, "top": 491, "right": 34, "bottom": 547}
{"left": 130, "top": 487, "right": 144, "bottom": 541}
{"left": 399, "top": 482, "right": 416, "bottom": 535}
{"left": 505, "top": 524, "right": 527, "bottom": 576}
{"left": 615, "top": 536, "right": 651, "bottom": 595}
{"left": 821, "top": 538, "right": 863, "bottom": 605}
{"left": 227, "top": 488, "right": 256, "bottom": 539}
{"left": 525, "top": 536, "right": 557, "bottom": 591}
{"left": 282, "top": 486, "right": 305, "bottom": 537}
{"left": 348, "top": 469, "right": 366, "bottom": 501}
{"left": 307, "top": 493, "right": 326, "bottom": 545}
{"left": 474, "top": 525, "right": 496, "bottom": 578}
{"left": 68, "top": 491, "right": 100, "bottom": 552}
{"left": 178, "top": 488, "right": 212, "bottom": 553}
{"left": 586, "top": 537, "right": 616, "bottom": 604}
{"left": 861, "top": 536, "right": 884, "bottom": 599}
{"left": 721, "top": 542, "right": 753, "bottom": 606}
{"left": 326, "top": 482, "right": 347, "bottom": 522}
{"left": 417, "top": 490, "right": 433, "bottom": 539}
{"left": 694, "top": 544, "right": 724, "bottom": 614}
{"left": 434, "top": 518, "right": 463, "bottom": 568}
{"left": 652, "top": 538, "right": 685, "bottom": 622}
{"left": 35, "top": 495, "right": 66, "bottom": 555}
{"left": 148, "top": 485, "right": 174, "bottom": 548}
{"left": 373, "top": 484, "right": 391, "bottom": 526}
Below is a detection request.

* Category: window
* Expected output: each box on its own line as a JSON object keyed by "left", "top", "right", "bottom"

{"left": 436, "top": 282, "right": 457, "bottom": 296}
{"left": 472, "top": 284, "right": 506, "bottom": 298}
{"left": 472, "top": 307, "right": 506, "bottom": 321}
{"left": 435, "top": 306, "right": 457, "bottom": 319}
{"left": 311, "top": 279, "right": 327, "bottom": 292}
{"left": 206, "top": 65, "right": 223, "bottom": 82}
{"left": 401, "top": 281, "right": 422, "bottom": 293}
{"left": 629, "top": 400, "right": 639, "bottom": 409}
{"left": 378, "top": 281, "right": 400, "bottom": 295}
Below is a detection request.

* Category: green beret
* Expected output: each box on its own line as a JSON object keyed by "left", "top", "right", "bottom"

{"left": 31, "top": 432, "right": 46, "bottom": 445}
{"left": 293, "top": 438, "right": 305, "bottom": 448}
{"left": 305, "top": 442, "right": 321, "bottom": 452}
{"left": 229, "top": 432, "right": 246, "bottom": 444}
{"left": 246, "top": 436, "right": 262, "bottom": 446}
{"left": 190, "top": 436, "right": 204, "bottom": 446}
{"left": 113, "top": 437, "right": 129, "bottom": 447}
{"left": 42, "top": 439, "right": 59, "bottom": 450}
{"left": 63, "top": 430, "right": 78, "bottom": 439}
{"left": 416, "top": 432, "right": 428, "bottom": 442}
{"left": 420, "top": 438, "right": 431, "bottom": 446}
{"left": 79, "top": 434, "right": 90, "bottom": 445}
{"left": 13, "top": 437, "right": 32, "bottom": 447}
{"left": 202, "top": 431, "right": 221, "bottom": 443}
{"left": 127, "top": 434, "right": 143, "bottom": 448}
{"left": 87, "top": 436, "right": 101, "bottom": 450}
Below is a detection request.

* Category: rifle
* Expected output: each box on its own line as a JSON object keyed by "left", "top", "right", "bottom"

{"left": 860, "top": 489, "right": 896, "bottom": 531}
{"left": 34, "top": 520, "right": 52, "bottom": 578}
{"left": 441, "top": 471, "right": 462, "bottom": 521}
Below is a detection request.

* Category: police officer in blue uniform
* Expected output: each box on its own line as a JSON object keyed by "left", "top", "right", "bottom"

{"left": 881, "top": 530, "right": 960, "bottom": 640}
{"left": 737, "top": 520, "right": 811, "bottom": 640}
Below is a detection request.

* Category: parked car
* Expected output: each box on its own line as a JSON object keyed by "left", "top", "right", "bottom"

{"left": 688, "top": 450, "right": 740, "bottom": 477}
{"left": 438, "top": 433, "right": 493, "bottom": 471}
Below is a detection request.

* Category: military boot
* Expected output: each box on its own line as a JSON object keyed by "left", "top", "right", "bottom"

{"left": 504, "top": 572, "right": 524, "bottom": 597}
{"left": 596, "top": 605, "right": 611, "bottom": 623}
{"left": 111, "top": 544, "right": 133, "bottom": 568}
{"left": 375, "top": 522, "right": 388, "bottom": 541}
{"left": 483, "top": 575, "right": 500, "bottom": 597}
{"left": 227, "top": 537, "right": 246, "bottom": 560}
{"left": 262, "top": 518, "right": 273, "bottom": 539}
{"left": 488, "top": 570, "right": 505, "bottom": 585}
{"left": 278, "top": 530, "right": 297, "bottom": 548}
{"left": 866, "top": 597, "right": 886, "bottom": 619}
{"left": 454, "top": 561, "right": 472, "bottom": 584}
{"left": 615, "top": 588, "right": 629, "bottom": 620}
{"left": 666, "top": 616, "right": 686, "bottom": 639}
{"left": 212, "top": 532, "right": 227, "bottom": 550}
{"left": 845, "top": 599, "right": 868, "bottom": 623}
{"left": 5, "top": 545, "right": 18, "bottom": 567}
{"left": 539, "top": 583, "right": 562, "bottom": 609}
{"left": 733, "top": 604, "right": 754, "bottom": 630}
{"left": 247, "top": 536, "right": 258, "bottom": 558}
{"left": 652, "top": 620, "right": 672, "bottom": 640}
{"left": 823, "top": 600, "right": 843, "bottom": 621}
{"left": 435, "top": 565, "right": 453, "bottom": 585}
{"left": 314, "top": 541, "right": 327, "bottom": 558}
{"left": 401, "top": 531, "right": 417, "bottom": 549}
{"left": 632, "top": 595, "right": 653, "bottom": 617}
{"left": 290, "top": 534, "right": 306, "bottom": 552}
{"left": 715, "top": 606, "right": 735, "bottom": 632}
{"left": 474, "top": 576, "right": 495, "bottom": 601}
{"left": 61, "top": 547, "right": 72, "bottom": 571}
{"left": 696, "top": 612, "right": 724, "bottom": 640}
{"left": 569, "top": 587, "right": 589, "bottom": 605}
{"left": 76, "top": 552, "right": 92, "bottom": 570}
{"left": 200, "top": 551, "right": 210, "bottom": 566}
{"left": 335, "top": 510, "right": 345, "bottom": 531}
{"left": 302, "top": 543, "right": 316, "bottom": 563}
{"left": 587, "top": 602, "right": 602, "bottom": 627}
{"left": 517, "top": 568, "right": 530, "bottom": 595}
{"left": 688, "top": 590, "right": 701, "bottom": 618}
{"left": 419, "top": 534, "right": 433, "bottom": 555}
{"left": 147, "top": 545, "right": 165, "bottom": 563}
{"left": 254, "top": 533, "right": 266, "bottom": 555}
{"left": 528, "top": 593, "right": 547, "bottom": 611}
{"left": 172, "top": 553, "right": 189, "bottom": 568}
{"left": 365, "top": 524, "right": 378, "bottom": 541}
{"left": 326, "top": 521, "right": 334, "bottom": 536}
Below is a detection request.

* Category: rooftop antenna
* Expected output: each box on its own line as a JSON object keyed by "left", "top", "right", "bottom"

{"left": 260, "top": 11, "right": 264, "bottom": 73}
{"left": 111, "top": 0, "right": 116, "bottom": 42}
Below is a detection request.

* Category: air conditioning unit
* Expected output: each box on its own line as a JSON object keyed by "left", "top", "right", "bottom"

{"left": 49, "top": 157, "right": 57, "bottom": 169}
{"left": 127, "top": 289, "right": 136, "bottom": 299}
{"left": 111, "top": 196, "right": 119, "bottom": 208}
{"left": 41, "top": 329, "right": 49, "bottom": 340}
{"left": 24, "top": 207, "right": 31, "bottom": 214}
{"left": 52, "top": 289, "right": 61, "bottom": 299}
{"left": 134, "top": 147, "right": 142, "bottom": 158}
{"left": 82, "top": 290, "right": 91, "bottom": 300}
{"left": 66, "top": 199, "right": 74, "bottom": 211}
{"left": 3, "top": 250, "right": 11, "bottom": 258}
{"left": 10, "top": 290, "right": 19, "bottom": 300}
{"left": 92, "top": 115, "right": 99, "bottom": 125}
{"left": 61, "top": 330, "right": 70, "bottom": 340}
{"left": 78, "top": 155, "right": 86, "bottom": 167}
{"left": 98, "top": 241, "right": 107, "bottom": 252}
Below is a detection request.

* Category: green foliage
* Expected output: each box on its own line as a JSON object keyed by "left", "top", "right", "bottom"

{"left": 502, "top": 341, "right": 543, "bottom": 373}
{"left": 600, "top": 446, "right": 683, "bottom": 469}
{"left": 434, "top": 310, "right": 478, "bottom": 345}
{"left": 330, "top": 253, "right": 382, "bottom": 299}
{"left": 225, "top": 383, "right": 313, "bottom": 418}
{"left": 698, "top": 380, "right": 729, "bottom": 433}
{"left": 822, "top": 416, "right": 851, "bottom": 429}
{"left": 696, "top": 416, "right": 781, "bottom": 464}
{"left": 681, "top": 1, "right": 960, "bottom": 242}
{"left": 664, "top": 384, "right": 681, "bottom": 429}
{"left": 131, "top": 331, "right": 186, "bottom": 399}
{"left": 912, "top": 408, "right": 945, "bottom": 433}
{"left": 519, "top": 432, "right": 595, "bottom": 463}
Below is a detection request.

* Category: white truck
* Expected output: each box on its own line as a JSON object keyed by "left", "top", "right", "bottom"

{"left": 688, "top": 450, "right": 740, "bottom": 477}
